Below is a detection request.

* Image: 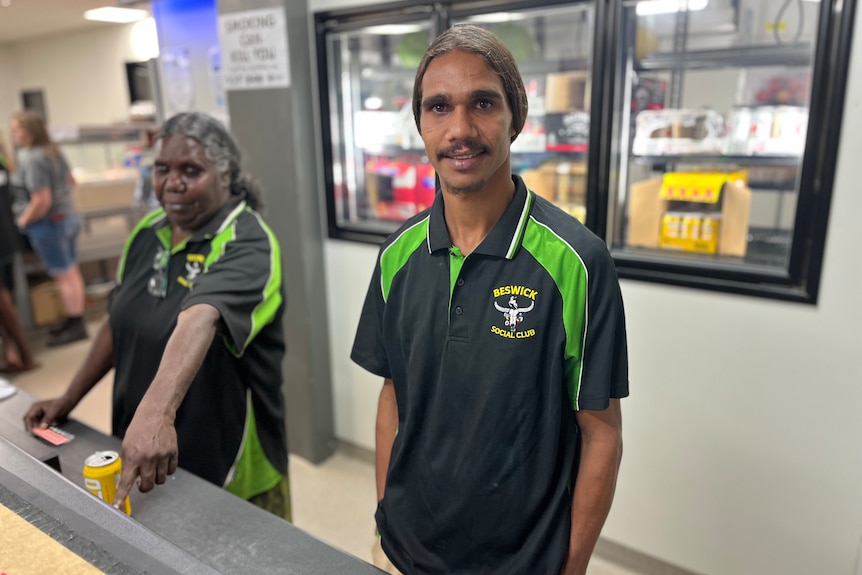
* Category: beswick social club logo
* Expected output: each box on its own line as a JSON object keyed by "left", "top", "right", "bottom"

{"left": 177, "top": 253, "right": 204, "bottom": 288}
{"left": 490, "top": 285, "right": 537, "bottom": 340}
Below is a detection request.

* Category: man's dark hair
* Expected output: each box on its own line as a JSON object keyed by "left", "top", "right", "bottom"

{"left": 412, "top": 24, "right": 528, "bottom": 143}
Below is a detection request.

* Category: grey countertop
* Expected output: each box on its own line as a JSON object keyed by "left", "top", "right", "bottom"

{"left": 0, "top": 388, "right": 384, "bottom": 574}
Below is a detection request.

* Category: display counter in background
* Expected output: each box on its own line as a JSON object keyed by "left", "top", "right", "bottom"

{"left": 0, "top": 388, "right": 384, "bottom": 574}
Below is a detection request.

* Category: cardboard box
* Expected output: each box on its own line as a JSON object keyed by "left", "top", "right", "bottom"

{"left": 520, "top": 161, "right": 587, "bottom": 223}
{"left": 659, "top": 212, "right": 720, "bottom": 254}
{"left": 627, "top": 175, "right": 751, "bottom": 257}
{"left": 545, "top": 71, "right": 591, "bottom": 113}
{"left": 73, "top": 177, "right": 136, "bottom": 212}
{"left": 29, "top": 281, "right": 64, "bottom": 327}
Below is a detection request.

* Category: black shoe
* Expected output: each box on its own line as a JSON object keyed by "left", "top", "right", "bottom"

{"left": 48, "top": 320, "right": 68, "bottom": 336}
{"left": 46, "top": 319, "right": 88, "bottom": 347}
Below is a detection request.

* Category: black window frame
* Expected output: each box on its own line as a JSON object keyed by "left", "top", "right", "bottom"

{"left": 314, "top": 0, "right": 857, "bottom": 304}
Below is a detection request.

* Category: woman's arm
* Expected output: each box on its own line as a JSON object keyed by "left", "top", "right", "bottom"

{"left": 24, "top": 318, "right": 114, "bottom": 429}
{"left": 16, "top": 187, "right": 51, "bottom": 228}
{"left": 112, "top": 302, "right": 220, "bottom": 507}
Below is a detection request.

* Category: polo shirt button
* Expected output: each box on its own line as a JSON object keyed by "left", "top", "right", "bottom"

{"left": 456, "top": 278, "right": 465, "bottom": 286}
{"left": 454, "top": 306, "right": 463, "bottom": 315}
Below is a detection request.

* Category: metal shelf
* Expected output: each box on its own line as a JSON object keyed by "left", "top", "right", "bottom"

{"left": 635, "top": 43, "right": 813, "bottom": 72}
{"left": 53, "top": 123, "right": 154, "bottom": 144}
{"left": 633, "top": 154, "right": 801, "bottom": 167}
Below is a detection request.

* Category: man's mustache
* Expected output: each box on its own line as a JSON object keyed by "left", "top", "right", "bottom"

{"left": 437, "top": 141, "right": 488, "bottom": 160}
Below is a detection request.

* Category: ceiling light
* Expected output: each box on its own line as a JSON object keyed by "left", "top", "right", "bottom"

{"left": 636, "top": 0, "right": 709, "bottom": 16}
{"left": 84, "top": 7, "right": 149, "bottom": 24}
{"left": 131, "top": 17, "right": 159, "bottom": 60}
{"left": 363, "top": 24, "right": 425, "bottom": 35}
{"left": 464, "top": 12, "right": 528, "bottom": 24}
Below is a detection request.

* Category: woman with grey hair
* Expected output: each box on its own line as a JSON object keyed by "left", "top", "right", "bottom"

{"left": 25, "top": 112, "right": 292, "bottom": 520}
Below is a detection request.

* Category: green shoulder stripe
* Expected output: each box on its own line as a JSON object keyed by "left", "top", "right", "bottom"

{"left": 116, "top": 209, "right": 166, "bottom": 283}
{"left": 202, "top": 201, "right": 248, "bottom": 271}
{"left": 204, "top": 206, "right": 283, "bottom": 356}
{"left": 379, "top": 217, "right": 429, "bottom": 302}
{"left": 521, "top": 217, "right": 589, "bottom": 409}
{"left": 244, "top": 209, "right": 283, "bottom": 352}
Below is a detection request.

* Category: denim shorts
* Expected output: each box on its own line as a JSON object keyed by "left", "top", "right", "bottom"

{"left": 23, "top": 214, "right": 82, "bottom": 276}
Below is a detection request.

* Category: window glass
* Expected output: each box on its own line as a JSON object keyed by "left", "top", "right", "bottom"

{"left": 454, "top": 4, "right": 596, "bottom": 223}
{"left": 609, "top": 0, "right": 820, "bottom": 274}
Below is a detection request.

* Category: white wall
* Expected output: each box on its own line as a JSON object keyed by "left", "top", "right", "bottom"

{"left": 318, "top": 1, "right": 862, "bottom": 574}
{"left": 0, "top": 45, "right": 18, "bottom": 143}
{"left": 6, "top": 23, "right": 144, "bottom": 128}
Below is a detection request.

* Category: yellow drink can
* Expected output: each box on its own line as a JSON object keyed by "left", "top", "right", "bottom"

{"left": 83, "top": 450, "right": 132, "bottom": 515}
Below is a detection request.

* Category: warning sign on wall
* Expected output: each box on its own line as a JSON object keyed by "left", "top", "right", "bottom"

{"left": 218, "top": 7, "right": 291, "bottom": 91}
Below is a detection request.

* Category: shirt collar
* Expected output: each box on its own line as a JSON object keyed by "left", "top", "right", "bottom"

{"left": 426, "top": 174, "right": 533, "bottom": 259}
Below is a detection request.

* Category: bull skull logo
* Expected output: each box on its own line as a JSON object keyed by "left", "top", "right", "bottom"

{"left": 185, "top": 261, "right": 201, "bottom": 282}
{"left": 494, "top": 295, "right": 534, "bottom": 332}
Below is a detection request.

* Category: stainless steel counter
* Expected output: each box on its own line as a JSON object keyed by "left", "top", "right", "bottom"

{"left": 0, "top": 388, "right": 383, "bottom": 574}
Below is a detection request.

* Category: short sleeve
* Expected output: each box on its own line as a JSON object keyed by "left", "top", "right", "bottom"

{"left": 22, "top": 152, "right": 53, "bottom": 193}
{"left": 183, "top": 215, "right": 283, "bottom": 357}
{"left": 575, "top": 250, "right": 629, "bottom": 410}
{"left": 350, "top": 257, "right": 391, "bottom": 379}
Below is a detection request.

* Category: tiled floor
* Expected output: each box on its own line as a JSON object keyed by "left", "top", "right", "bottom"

{"left": 5, "top": 314, "right": 644, "bottom": 575}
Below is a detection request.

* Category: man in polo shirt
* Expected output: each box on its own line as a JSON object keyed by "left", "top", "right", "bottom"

{"left": 351, "top": 24, "right": 629, "bottom": 575}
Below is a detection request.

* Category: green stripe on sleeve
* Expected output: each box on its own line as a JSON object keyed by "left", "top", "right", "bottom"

{"left": 521, "top": 218, "right": 589, "bottom": 409}
{"left": 380, "top": 217, "right": 429, "bottom": 302}
{"left": 203, "top": 210, "right": 283, "bottom": 357}
{"left": 244, "top": 212, "right": 283, "bottom": 351}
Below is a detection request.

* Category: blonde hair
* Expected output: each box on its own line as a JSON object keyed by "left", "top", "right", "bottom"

{"left": 11, "top": 110, "right": 60, "bottom": 159}
{"left": 0, "top": 135, "right": 14, "bottom": 172}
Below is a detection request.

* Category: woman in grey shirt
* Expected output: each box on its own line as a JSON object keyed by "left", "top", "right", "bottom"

{"left": 10, "top": 111, "right": 87, "bottom": 346}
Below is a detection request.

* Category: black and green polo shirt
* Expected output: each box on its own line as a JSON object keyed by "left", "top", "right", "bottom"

{"left": 109, "top": 199, "right": 287, "bottom": 500}
{"left": 352, "top": 175, "right": 629, "bottom": 574}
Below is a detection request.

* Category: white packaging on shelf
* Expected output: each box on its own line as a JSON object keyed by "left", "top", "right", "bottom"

{"left": 632, "top": 109, "right": 726, "bottom": 156}
{"left": 723, "top": 105, "right": 808, "bottom": 156}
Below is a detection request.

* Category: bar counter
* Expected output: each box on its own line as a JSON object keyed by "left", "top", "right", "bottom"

{"left": 0, "top": 388, "right": 383, "bottom": 574}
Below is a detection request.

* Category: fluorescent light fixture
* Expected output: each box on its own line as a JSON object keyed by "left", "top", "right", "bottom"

{"left": 84, "top": 7, "right": 148, "bottom": 24}
{"left": 363, "top": 24, "right": 425, "bottom": 35}
{"left": 636, "top": 0, "right": 709, "bottom": 16}
{"left": 131, "top": 17, "right": 159, "bottom": 60}
{"left": 465, "top": 12, "right": 529, "bottom": 24}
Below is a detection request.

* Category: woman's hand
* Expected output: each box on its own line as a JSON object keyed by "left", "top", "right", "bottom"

{"left": 16, "top": 187, "right": 52, "bottom": 228}
{"left": 113, "top": 404, "right": 179, "bottom": 507}
{"left": 24, "top": 396, "right": 76, "bottom": 430}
